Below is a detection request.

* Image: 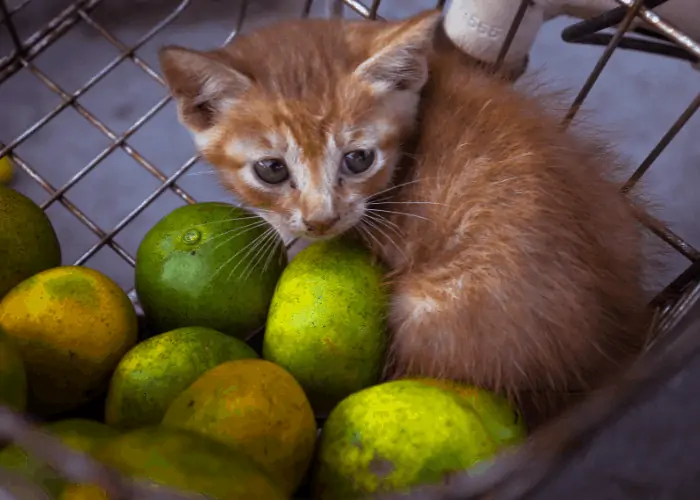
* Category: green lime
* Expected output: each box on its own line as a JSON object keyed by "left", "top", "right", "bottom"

{"left": 263, "top": 237, "right": 388, "bottom": 414}
{"left": 135, "top": 202, "right": 287, "bottom": 339}
{"left": 313, "top": 379, "right": 527, "bottom": 499}
{"left": 0, "top": 185, "right": 61, "bottom": 298}
{"left": 105, "top": 326, "right": 259, "bottom": 430}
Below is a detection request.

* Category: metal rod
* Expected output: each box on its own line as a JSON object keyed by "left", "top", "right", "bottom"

{"left": 615, "top": 0, "right": 700, "bottom": 59}
{"left": 8, "top": 151, "right": 136, "bottom": 265}
{"left": 0, "top": 1, "right": 183, "bottom": 160}
{"left": 224, "top": 0, "right": 249, "bottom": 45}
{"left": 631, "top": 203, "right": 700, "bottom": 261}
{"left": 369, "top": 0, "right": 381, "bottom": 20}
{"left": 341, "top": 0, "right": 386, "bottom": 21}
{"left": 74, "top": 156, "right": 200, "bottom": 266}
{"left": 493, "top": 0, "right": 531, "bottom": 72}
{"left": 0, "top": 0, "right": 32, "bottom": 23}
{"left": 0, "top": 0, "right": 100, "bottom": 83}
{"left": 0, "top": 0, "right": 24, "bottom": 56}
{"left": 622, "top": 92, "right": 700, "bottom": 193}
{"left": 23, "top": 59, "right": 198, "bottom": 206}
{"left": 40, "top": 96, "right": 173, "bottom": 210}
{"left": 561, "top": 0, "right": 646, "bottom": 128}
{"left": 301, "top": 0, "right": 314, "bottom": 18}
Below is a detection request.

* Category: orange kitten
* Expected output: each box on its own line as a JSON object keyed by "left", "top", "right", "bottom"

{"left": 159, "top": 10, "right": 653, "bottom": 425}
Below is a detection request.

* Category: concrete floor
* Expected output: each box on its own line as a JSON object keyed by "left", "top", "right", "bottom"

{"left": 2, "top": 0, "right": 700, "bottom": 498}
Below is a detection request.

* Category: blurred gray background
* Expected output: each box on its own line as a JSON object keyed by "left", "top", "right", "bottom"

{"left": 1, "top": 0, "right": 700, "bottom": 498}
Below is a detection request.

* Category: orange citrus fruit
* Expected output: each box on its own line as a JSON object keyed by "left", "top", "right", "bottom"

{"left": 162, "top": 359, "right": 317, "bottom": 494}
{"left": 0, "top": 266, "right": 138, "bottom": 415}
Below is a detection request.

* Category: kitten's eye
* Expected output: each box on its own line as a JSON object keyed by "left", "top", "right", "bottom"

{"left": 253, "top": 158, "right": 289, "bottom": 185}
{"left": 342, "top": 149, "right": 375, "bottom": 174}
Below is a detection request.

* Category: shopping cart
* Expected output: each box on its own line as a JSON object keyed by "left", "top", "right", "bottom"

{"left": 1, "top": 0, "right": 699, "bottom": 498}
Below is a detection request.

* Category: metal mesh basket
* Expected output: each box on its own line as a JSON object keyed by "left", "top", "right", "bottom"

{"left": 1, "top": 0, "right": 699, "bottom": 498}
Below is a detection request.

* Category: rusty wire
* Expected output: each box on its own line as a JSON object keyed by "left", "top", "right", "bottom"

{"left": 1, "top": 0, "right": 700, "bottom": 499}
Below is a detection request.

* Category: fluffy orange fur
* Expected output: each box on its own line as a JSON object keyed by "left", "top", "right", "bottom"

{"left": 159, "top": 10, "right": 654, "bottom": 426}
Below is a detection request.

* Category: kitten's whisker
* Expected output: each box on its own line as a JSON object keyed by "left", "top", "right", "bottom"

{"left": 210, "top": 227, "right": 272, "bottom": 281}
{"left": 241, "top": 228, "right": 279, "bottom": 281}
{"left": 207, "top": 220, "right": 270, "bottom": 251}
{"left": 239, "top": 228, "right": 274, "bottom": 280}
{"left": 226, "top": 227, "right": 277, "bottom": 281}
{"left": 365, "top": 174, "right": 449, "bottom": 203}
{"left": 367, "top": 178, "right": 423, "bottom": 200}
{"left": 353, "top": 226, "right": 371, "bottom": 249}
{"left": 261, "top": 228, "right": 284, "bottom": 276}
{"left": 251, "top": 226, "right": 283, "bottom": 279}
{"left": 198, "top": 215, "right": 265, "bottom": 227}
{"left": 369, "top": 200, "right": 447, "bottom": 207}
{"left": 358, "top": 220, "right": 387, "bottom": 254}
{"left": 363, "top": 216, "right": 408, "bottom": 263}
{"left": 236, "top": 203, "right": 273, "bottom": 214}
{"left": 202, "top": 221, "right": 268, "bottom": 257}
{"left": 367, "top": 208, "right": 434, "bottom": 223}
{"left": 364, "top": 213, "right": 405, "bottom": 240}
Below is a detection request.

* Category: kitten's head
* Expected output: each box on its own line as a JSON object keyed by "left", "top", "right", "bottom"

{"left": 159, "top": 11, "right": 440, "bottom": 241}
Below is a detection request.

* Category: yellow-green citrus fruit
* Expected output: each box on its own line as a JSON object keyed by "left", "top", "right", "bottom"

{"left": 105, "top": 326, "right": 259, "bottom": 430}
{"left": 0, "top": 326, "right": 27, "bottom": 412}
{"left": 263, "top": 238, "right": 388, "bottom": 414}
{"left": 0, "top": 419, "right": 119, "bottom": 498}
{"left": 313, "top": 379, "right": 527, "bottom": 499}
{"left": 162, "top": 359, "right": 316, "bottom": 495}
{"left": 0, "top": 155, "right": 14, "bottom": 185}
{"left": 135, "top": 202, "right": 287, "bottom": 339}
{"left": 0, "top": 185, "right": 61, "bottom": 298}
{"left": 0, "top": 266, "right": 138, "bottom": 416}
{"left": 417, "top": 379, "right": 527, "bottom": 447}
{"left": 73, "top": 426, "right": 287, "bottom": 500}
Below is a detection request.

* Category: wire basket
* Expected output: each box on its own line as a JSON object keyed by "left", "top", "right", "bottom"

{"left": 1, "top": 0, "right": 700, "bottom": 498}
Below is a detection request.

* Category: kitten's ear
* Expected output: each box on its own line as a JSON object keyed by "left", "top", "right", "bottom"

{"left": 353, "top": 11, "right": 441, "bottom": 94}
{"left": 158, "top": 46, "right": 252, "bottom": 130}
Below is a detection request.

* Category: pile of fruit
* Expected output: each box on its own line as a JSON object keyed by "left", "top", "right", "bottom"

{"left": 0, "top": 184, "right": 527, "bottom": 499}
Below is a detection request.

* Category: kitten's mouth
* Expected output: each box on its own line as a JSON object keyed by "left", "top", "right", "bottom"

{"left": 297, "top": 231, "right": 343, "bottom": 242}
{"left": 294, "top": 224, "right": 351, "bottom": 242}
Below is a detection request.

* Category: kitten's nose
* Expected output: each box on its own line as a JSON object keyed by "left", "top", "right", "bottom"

{"left": 303, "top": 215, "right": 340, "bottom": 235}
